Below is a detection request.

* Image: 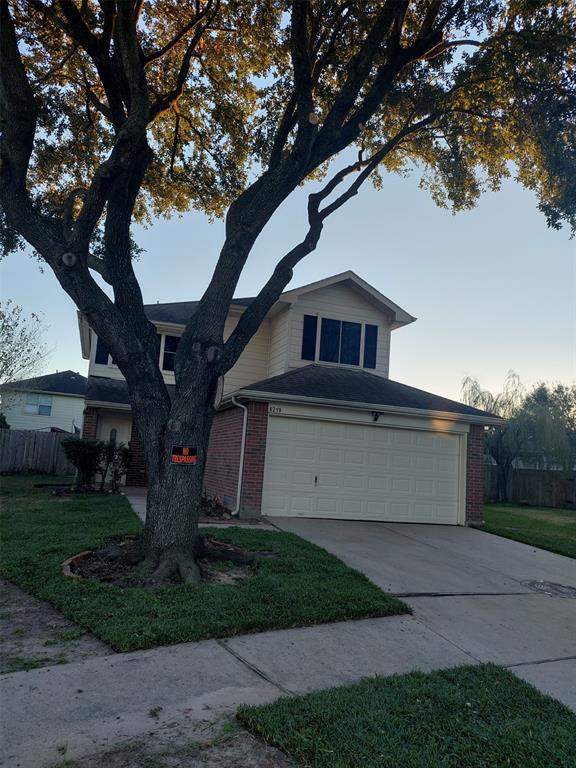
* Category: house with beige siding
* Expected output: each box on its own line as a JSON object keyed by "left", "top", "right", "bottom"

{"left": 1, "top": 370, "right": 87, "bottom": 433}
{"left": 80, "top": 272, "right": 499, "bottom": 524}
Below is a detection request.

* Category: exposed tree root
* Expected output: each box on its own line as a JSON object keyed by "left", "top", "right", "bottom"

{"left": 85, "top": 534, "right": 274, "bottom": 588}
{"left": 195, "top": 536, "right": 274, "bottom": 566}
{"left": 148, "top": 548, "right": 202, "bottom": 585}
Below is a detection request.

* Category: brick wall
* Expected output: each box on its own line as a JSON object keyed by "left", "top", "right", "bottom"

{"left": 466, "top": 424, "right": 485, "bottom": 524}
{"left": 82, "top": 407, "right": 99, "bottom": 439}
{"left": 203, "top": 406, "right": 244, "bottom": 508}
{"left": 203, "top": 401, "right": 269, "bottom": 517}
{"left": 239, "top": 401, "right": 269, "bottom": 518}
{"left": 125, "top": 421, "right": 147, "bottom": 486}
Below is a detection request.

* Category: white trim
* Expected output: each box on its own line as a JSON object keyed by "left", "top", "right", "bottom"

{"left": 85, "top": 400, "right": 132, "bottom": 411}
{"left": 230, "top": 388, "right": 503, "bottom": 426}
{"left": 231, "top": 396, "right": 248, "bottom": 516}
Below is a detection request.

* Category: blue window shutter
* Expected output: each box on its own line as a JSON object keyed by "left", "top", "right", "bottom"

{"left": 95, "top": 337, "right": 110, "bottom": 365}
{"left": 364, "top": 324, "right": 378, "bottom": 369}
{"left": 340, "top": 322, "right": 361, "bottom": 365}
{"left": 301, "top": 315, "right": 318, "bottom": 360}
{"left": 319, "top": 318, "right": 341, "bottom": 363}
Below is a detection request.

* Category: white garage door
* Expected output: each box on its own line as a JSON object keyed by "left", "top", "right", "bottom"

{"left": 262, "top": 416, "right": 462, "bottom": 524}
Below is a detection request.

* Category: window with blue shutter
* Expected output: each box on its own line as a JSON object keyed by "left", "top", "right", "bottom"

{"left": 95, "top": 337, "right": 111, "bottom": 365}
{"left": 363, "top": 324, "right": 378, "bottom": 369}
{"left": 302, "top": 316, "right": 378, "bottom": 368}
{"left": 340, "top": 321, "right": 361, "bottom": 365}
{"left": 301, "top": 315, "right": 318, "bottom": 360}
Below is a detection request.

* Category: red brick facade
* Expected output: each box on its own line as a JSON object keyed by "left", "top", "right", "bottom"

{"left": 465, "top": 424, "right": 485, "bottom": 524}
{"left": 89, "top": 400, "right": 485, "bottom": 524}
{"left": 203, "top": 406, "right": 244, "bottom": 508}
{"left": 238, "top": 402, "right": 269, "bottom": 517}
{"left": 82, "top": 407, "right": 99, "bottom": 439}
{"left": 204, "top": 401, "right": 269, "bottom": 517}
{"left": 125, "top": 420, "right": 147, "bottom": 486}
{"left": 122, "top": 401, "right": 269, "bottom": 517}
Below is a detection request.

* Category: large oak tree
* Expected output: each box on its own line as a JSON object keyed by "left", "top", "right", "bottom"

{"left": 1, "top": 0, "right": 574, "bottom": 581}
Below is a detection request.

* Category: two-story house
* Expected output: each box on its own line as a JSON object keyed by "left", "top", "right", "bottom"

{"left": 1, "top": 370, "right": 87, "bottom": 433}
{"left": 79, "top": 272, "right": 499, "bottom": 524}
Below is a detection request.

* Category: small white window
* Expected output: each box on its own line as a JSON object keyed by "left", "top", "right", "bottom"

{"left": 24, "top": 393, "right": 52, "bottom": 416}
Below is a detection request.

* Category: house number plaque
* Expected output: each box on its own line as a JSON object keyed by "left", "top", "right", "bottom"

{"left": 171, "top": 446, "right": 197, "bottom": 465}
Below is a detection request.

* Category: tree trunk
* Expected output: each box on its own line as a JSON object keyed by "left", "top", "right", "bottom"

{"left": 132, "top": 365, "right": 217, "bottom": 584}
{"left": 496, "top": 463, "right": 509, "bottom": 503}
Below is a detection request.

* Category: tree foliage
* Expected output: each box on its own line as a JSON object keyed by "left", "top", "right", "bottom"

{"left": 1, "top": 1, "right": 575, "bottom": 565}
{"left": 520, "top": 383, "right": 576, "bottom": 470}
{"left": 462, "top": 373, "right": 576, "bottom": 501}
{"left": 0, "top": 300, "right": 48, "bottom": 396}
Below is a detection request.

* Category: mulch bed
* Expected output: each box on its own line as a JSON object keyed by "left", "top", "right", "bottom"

{"left": 71, "top": 535, "right": 259, "bottom": 589}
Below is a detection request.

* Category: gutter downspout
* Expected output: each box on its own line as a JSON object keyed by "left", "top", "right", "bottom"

{"left": 231, "top": 396, "right": 248, "bottom": 517}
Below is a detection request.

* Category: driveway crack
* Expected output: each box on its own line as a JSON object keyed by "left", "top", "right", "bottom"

{"left": 216, "top": 639, "right": 294, "bottom": 696}
{"left": 506, "top": 655, "right": 576, "bottom": 669}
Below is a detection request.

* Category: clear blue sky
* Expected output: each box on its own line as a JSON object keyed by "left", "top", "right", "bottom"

{"left": 1, "top": 169, "right": 574, "bottom": 401}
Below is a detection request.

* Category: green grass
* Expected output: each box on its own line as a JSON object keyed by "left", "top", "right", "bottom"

{"left": 239, "top": 664, "right": 576, "bottom": 768}
{"left": 0, "top": 474, "right": 408, "bottom": 652}
{"left": 481, "top": 503, "right": 576, "bottom": 559}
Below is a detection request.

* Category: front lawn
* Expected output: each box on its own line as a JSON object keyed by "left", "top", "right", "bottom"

{"left": 482, "top": 503, "right": 576, "bottom": 559}
{"left": 239, "top": 664, "right": 576, "bottom": 768}
{"left": 0, "top": 475, "right": 407, "bottom": 652}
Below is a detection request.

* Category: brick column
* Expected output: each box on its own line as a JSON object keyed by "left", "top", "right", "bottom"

{"left": 239, "top": 401, "right": 269, "bottom": 518}
{"left": 465, "top": 424, "right": 485, "bottom": 524}
{"left": 125, "top": 421, "right": 147, "bottom": 486}
{"left": 204, "top": 407, "right": 244, "bottom": 508}
{"left": 82, "top": 407, "right": 99, "bottom": 439}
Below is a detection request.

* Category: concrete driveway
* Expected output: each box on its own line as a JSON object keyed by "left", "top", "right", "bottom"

{"left": 271, "top": 517, "right": 576, "bottom": 709}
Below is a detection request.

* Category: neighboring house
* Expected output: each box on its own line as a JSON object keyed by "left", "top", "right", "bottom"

{"left": 79, "top": 271, "right": 500, "bottom": 524}
{"left": 1, "top": 370, "right": 87, "bottom": 433}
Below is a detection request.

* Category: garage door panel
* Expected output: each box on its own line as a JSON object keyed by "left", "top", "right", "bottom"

{"left": 263, "top": 416, "right": 462, "bottom": 524}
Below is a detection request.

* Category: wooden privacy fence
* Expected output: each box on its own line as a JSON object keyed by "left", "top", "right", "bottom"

{"left": 484, "top": 466, "right": 576, "bottom": 509}
{"left": 0, "top": 430, "right": 76, "bottom": 475}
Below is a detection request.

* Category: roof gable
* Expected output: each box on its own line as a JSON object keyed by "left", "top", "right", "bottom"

{"left": 278, "top": 271, "right": 415, "bottom": 328}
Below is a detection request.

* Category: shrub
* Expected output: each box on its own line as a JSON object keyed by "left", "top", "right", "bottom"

{"left": 0, "top": 413, "right": 9, "bottom": 429}
{"left": 97, "top": 440, "right": 130, "bottom": 492}
{"left": 61, "top": 437, "right": 103, "bottom": 489}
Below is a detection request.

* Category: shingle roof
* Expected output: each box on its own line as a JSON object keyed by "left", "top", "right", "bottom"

{"left": 87, "top": 366, "right": 497, "bottom": 422}
{"left": 2, "top": 370, "right": 87, "bottom": 397}
{"left": 86, "top": 376, "right": 175, "bottom": 405}
{"left": 240, "top": 365, "right": 498, "bottom": 421}
{"left": 144, "top": 298, "right": 254, "bottom": 325}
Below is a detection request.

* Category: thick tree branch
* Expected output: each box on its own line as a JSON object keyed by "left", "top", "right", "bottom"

{"left": 143, "top": 1, "right": 216, "bottom": 66}
{"left": 221, "top": 110, "right": 443, "bottom": 371}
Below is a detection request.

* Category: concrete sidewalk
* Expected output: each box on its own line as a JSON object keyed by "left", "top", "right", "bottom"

{"left": 1, "top": 615, "right": 472, "bottom": 768}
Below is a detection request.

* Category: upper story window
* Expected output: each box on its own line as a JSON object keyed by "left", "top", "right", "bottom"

{"left": 162, "top": 335, "right": 180, "bottom": 372}
{"left": 94, "top": 333, "right": 182, "bottom": 373}
{"left": 301, "top": 315, "right": 378, "bottom": 369}
{"left": 24, "top": 392, "right": 52, "bottom": 416}
{"left": 94, "top": 338, "right": 116, "bottom": 366}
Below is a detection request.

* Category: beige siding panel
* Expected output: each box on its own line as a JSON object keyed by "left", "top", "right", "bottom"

{"left": 223, "top": 316, "right": 271, "bottom": 394}
{"left": 88, "top": 316, "right": 271, "bottom": 394}
{"left": 1, "top": 391, "right": 85, "bottom": 433}
{"left": 268, "top": 307, "right": 290, "bottom": 378}
{"left": 286, "top": 284, "right": 392, "bottom": 377}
